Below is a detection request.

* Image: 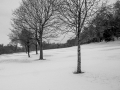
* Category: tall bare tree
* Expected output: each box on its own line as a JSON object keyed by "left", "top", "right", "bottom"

{"left": 11, "top": 0, "right": 60, "bottom": 59}
{"left": 58, "top": 0, "right": 100, "bottom": 73}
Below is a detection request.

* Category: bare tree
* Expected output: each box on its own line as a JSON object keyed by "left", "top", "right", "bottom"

{"left": 12, "top": 0, "right": 60, "bottom": 60}
{"left": 9, "top": 16, "right": 34, "bottom": 57}
{"left": 58, "top": 0, "right": 101, "bottom": 73}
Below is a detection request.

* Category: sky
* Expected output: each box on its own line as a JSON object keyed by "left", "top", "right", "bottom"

{"left": 0, "top": 0, "right": 117, "bottom": 45}
{"left": 0, "top": 0, "right": 21, "bottom": 45}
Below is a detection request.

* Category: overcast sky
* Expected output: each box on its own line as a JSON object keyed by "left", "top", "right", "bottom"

{"left": 0, "top": 0, "right": 21, "bottom": 45}
{"left": 0, "top": 0, "right": 117, "bottom": 45}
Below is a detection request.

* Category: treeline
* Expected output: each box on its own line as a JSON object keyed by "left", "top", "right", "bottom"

{"left": 0, "top": 42, "right": 69, "bottom": 55}
{"left": 0, "top": 44, "right": 24, "bottom": 55}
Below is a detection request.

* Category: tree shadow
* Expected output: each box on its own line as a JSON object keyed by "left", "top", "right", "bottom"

{"left": 34, "top": 59, "right": 46, "bottom": 61}
{"left": 73, "top": 71, "right": 85, "bottom": 74}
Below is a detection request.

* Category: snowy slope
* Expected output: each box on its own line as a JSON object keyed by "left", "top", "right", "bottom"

{"left": 0, "top": 40, "right": 120, "bottom": 90}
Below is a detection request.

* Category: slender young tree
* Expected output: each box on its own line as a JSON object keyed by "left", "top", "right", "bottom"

{"left": 58, "top": 0, "right": 100, "bottom": 73}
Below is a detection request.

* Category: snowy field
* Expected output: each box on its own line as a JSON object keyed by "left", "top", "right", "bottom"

{"left": 0, "top": 40, "right": 120, "bottom": 90}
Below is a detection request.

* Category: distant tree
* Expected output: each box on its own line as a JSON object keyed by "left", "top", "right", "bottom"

{"left": 19, "top": 29, "right": 33, "bottom": 57}
{"left": 113, "top": 0, "right": 120, "bottom": 38}
{"left": 0, "top": 44, "right": 24, "bottom": 55}
{"left": 0, "top": 44, "right": 4, "bottom": 54}
{"left": 78, "top": 25, "right": 97, "bottom": 44}
{"left": 9, "top": 22, "right": 33, "bottom": 57}
{"left": 66, "top": 38, "right": 77, "bottom": 47}
{"left": 91, "top": 3, "right": 115, "bottom": 42}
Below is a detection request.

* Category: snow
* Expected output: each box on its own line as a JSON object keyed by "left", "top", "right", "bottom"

{"left": 0, "top": 40, "right": 120, "bottom": 90}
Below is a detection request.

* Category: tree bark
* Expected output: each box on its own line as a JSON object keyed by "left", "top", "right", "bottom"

{"left": 77, "top": 33, "right": 81, "bottom": 73}
{"left": 77, "top": 10, "right": 82, "bottom": 73}
{"left": 39, "top": 35, "right": 43, "bottom": 60}
{"left": 35, "top": 28, "right": 38, "bottom": 55}
{"left": 27, "top": 44, "right": 30, "bottom": 58}
{"left": 35, "top": 42, "right": 38, "bottom": 54}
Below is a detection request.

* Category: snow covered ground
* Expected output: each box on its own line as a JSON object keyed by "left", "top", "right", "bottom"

{"left": 0, "top": 40, "right": 120, "bottom": 90}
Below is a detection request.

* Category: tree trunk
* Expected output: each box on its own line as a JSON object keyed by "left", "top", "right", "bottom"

{"left": 35, "top": 42, "right": 38, "bottom": 54}
{"left": 27, "top": 45, "right": 30, "bottom": 58}
{"left": 39, "top": 35, "right": 43, "bottom": 60}
{"left": 77, "top": 10, "right": 82, "bottom": 73}
{"left": 25, "top": 45, "right": 28, "bottom": 54}
{"left": 77, "top": 34, "right": 81, "bottom": 73}
{"left": 14, "top": 45, "right": 18, "bottom": 52}
{"left": 35, "top": 28, "right": 38, "bottom": 55}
